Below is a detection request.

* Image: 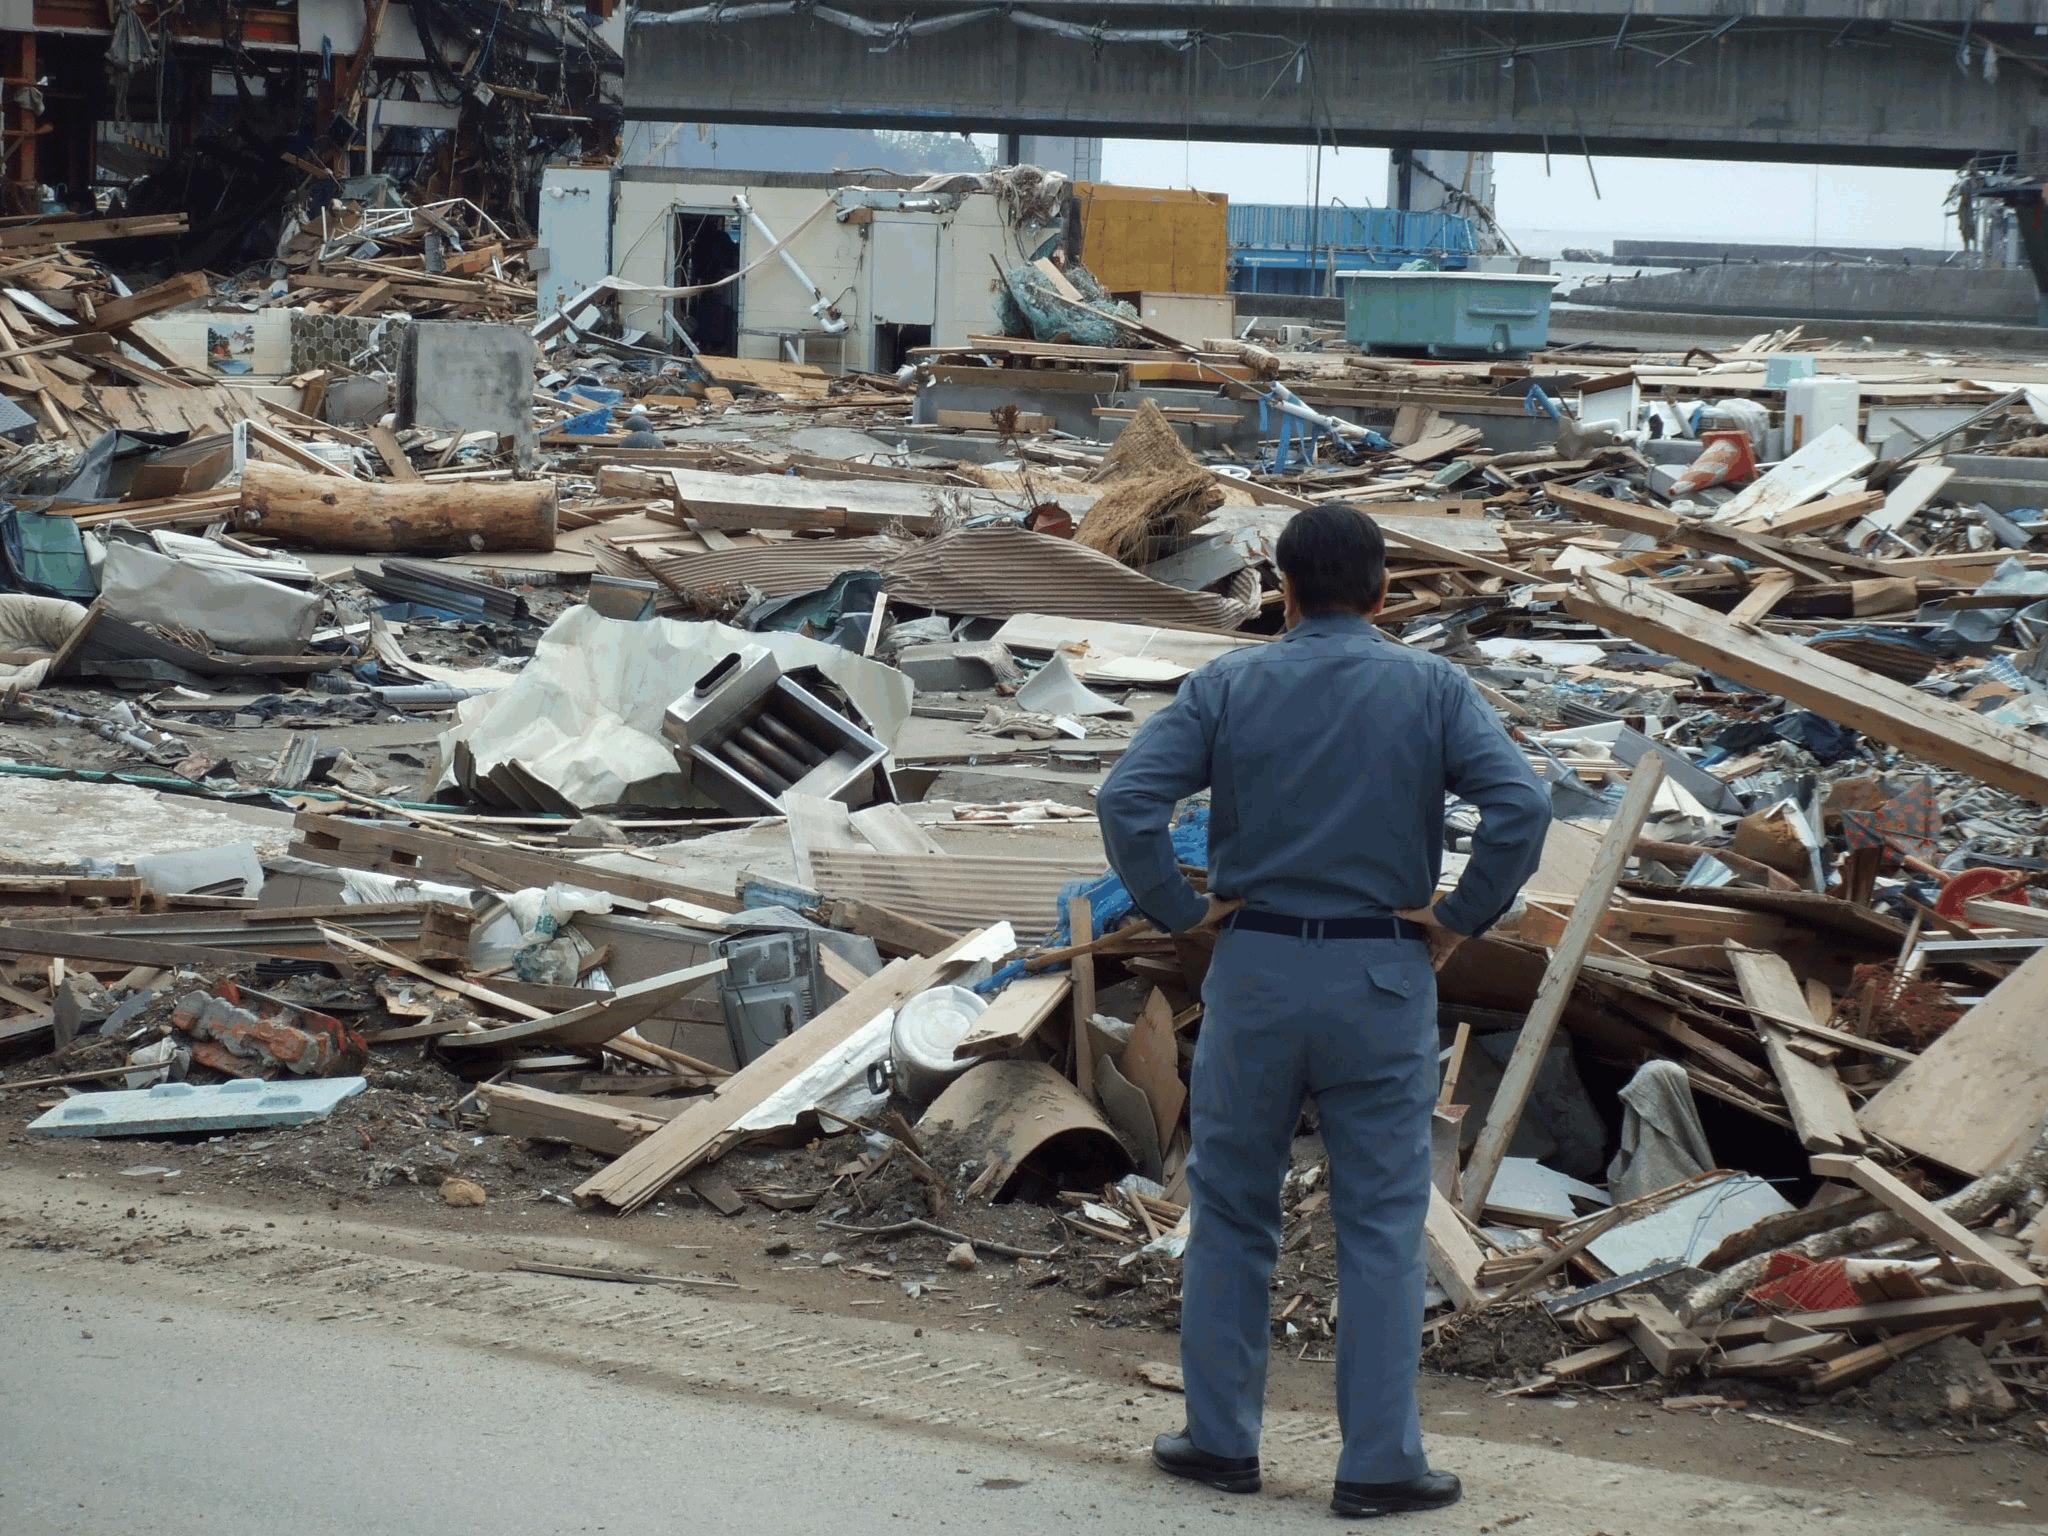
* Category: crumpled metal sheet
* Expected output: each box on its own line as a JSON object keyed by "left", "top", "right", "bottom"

{"left": 99, "top": 538, "right": 321, "bottom": 655}
{"left": 434, "top": 605, "right": 911, "bottom": 812}
{"left": 878, "top": 523, "right": 1260, "bottom": 629}
{"left": 593, "top": 535, "right": 913, "bottom": 604}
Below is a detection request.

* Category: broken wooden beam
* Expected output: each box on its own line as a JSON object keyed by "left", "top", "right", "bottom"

{"left": 290, "top": 811, "right": 737, "bottom": 912}
{"left": 0, "top": 213, "right": 186, "bottom": 250}
{"left": 663, "top": 465, "right": 945, "bottom": 535}
{"left": 89, "top": 270, "right": 210, "bottom": 331}
{"left": 1729, "top": 947, "right": 1866, "bottom": 1154}
{"left": 480, "top": 1081, "right": 668, "bottom": 1156}
{"left": 1566, "top": 569, "right": 2048, "bottom": 807}
{"left": 1425, "top": 1186, "right": 1492, "bottom": 1311}
{"left": 1811, "top": 1152, "right": 2040, "bottom": 1288}
{"left": 953, "top": 973, "right": 1072, "bottom": 1059}
{"left": 573, "top": 931, "right": 990, "bottom": 1214}
{"left": 1625, "top": 1297, "right": 1710, "bottom": 1376}
{"left": 1463, "top": 757, "right": 1666, "bottom": 1218}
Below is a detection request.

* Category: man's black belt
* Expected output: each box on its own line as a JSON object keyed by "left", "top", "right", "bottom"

{"left": 1225, "top": 910, "right": 1429, "bottom": 943}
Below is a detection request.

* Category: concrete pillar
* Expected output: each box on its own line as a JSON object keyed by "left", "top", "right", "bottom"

{"left": 1387, "top": 149, "right": 1493, "bottom": 214}
{"left": 1015, "top": 135, "right": 1103, "bottom": 181}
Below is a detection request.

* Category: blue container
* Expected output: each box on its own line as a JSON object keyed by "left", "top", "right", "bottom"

{"left": 1338, "top": 270, "right": 1556, "bottom": 358}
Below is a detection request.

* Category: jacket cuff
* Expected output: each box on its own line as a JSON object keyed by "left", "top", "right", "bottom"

{"left": 1430, "top": 893, "right": 1487, "bottom": 939}
{"left": 1141, "top": 882, "right": 1211, "bottom": 935}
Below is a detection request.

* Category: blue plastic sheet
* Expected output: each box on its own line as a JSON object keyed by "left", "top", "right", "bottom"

{"left": 0, "top": 507, "right": 97, "bottom": 601}
{"left": 556, "top": 405, "right": 613, "bottom": 436}
{"left": 994, "top": 259, "right": 1139, "bottom": 348}
{"left": 974, "top": 806, "right": 1210, "bottom": 995}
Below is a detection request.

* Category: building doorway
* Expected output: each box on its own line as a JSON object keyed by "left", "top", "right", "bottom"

{"left": 671, "top": 210, "right": 740, "bottom": 356}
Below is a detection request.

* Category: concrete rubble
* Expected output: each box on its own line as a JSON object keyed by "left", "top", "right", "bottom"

{"left": 13, "top": 191, "right": 2048, "bottom": 1463}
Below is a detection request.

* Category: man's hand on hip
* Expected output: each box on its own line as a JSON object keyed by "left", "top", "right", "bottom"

{"left": 1191, "top": 895, "right": 1244, "bottom": 935}
{"left": 1396, "top": 901, "right": 1467, "bottom": 972}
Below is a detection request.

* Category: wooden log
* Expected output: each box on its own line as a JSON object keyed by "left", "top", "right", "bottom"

{"left": 237, "top": 460, "right": 557, "bottom": 553}
{"left": 1813, "top": 1152, "right": 2040, "bottom": 1288}
{"left": 1679, "top": 1124, "right": 2048, "bottom": 1325}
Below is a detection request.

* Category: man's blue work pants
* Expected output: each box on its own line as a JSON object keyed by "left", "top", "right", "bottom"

{"left": 1179, "top": 928, "right": 1437, "bottom": 1485}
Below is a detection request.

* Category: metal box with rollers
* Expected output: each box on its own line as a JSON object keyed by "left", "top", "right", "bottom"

{"left": 663, "top": 644, "right": 887, "bottom": 815}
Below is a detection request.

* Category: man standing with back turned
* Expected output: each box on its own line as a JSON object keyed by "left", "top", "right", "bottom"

{"left": 1099, "top": 504, "right": 1550, "bottom": 1519}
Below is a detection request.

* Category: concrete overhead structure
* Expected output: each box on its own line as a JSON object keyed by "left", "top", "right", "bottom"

{"left": 627, "top": 0, "right": 2048, "bottom": 168}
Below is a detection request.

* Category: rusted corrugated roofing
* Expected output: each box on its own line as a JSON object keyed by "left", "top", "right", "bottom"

{"left": 877, "top": 524, "right": 1259, "bottom": 628}
{"left": 599, "top": 523, "right": 1260, "bottom": 629}
{"left": 593, "top": 536, "right": 912, "bottom": 603}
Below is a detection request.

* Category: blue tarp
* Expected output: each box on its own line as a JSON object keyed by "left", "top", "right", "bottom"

{"left": 975, "top": 805, "right": 1211, "bottom": 996}
{"left": 994, "top": 259, "right": 1140, "bottom": 349}
{"left": 0, "top": 508, "right": 97, "bottom": 601}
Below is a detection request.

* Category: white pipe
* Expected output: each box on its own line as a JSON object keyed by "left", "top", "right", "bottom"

{"left": 734, "top": 192, "right": 848, "bottom": 334}
{"left": 1265, "top": 383, "right": 1378, "bottom": 442}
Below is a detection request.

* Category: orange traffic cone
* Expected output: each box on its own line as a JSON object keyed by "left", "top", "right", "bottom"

{"left": 1669, "top": 430, "right": 1758, "bottom": 497}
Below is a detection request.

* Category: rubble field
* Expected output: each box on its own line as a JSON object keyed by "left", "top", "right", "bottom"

{"left": 10, "top": 190, "right": 2048, "bottom": 1502}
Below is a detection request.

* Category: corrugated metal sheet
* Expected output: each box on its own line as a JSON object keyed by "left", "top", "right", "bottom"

{"left": 597, "top": 524, "right": 1261, "bottom": 629}
{"left": 594, "top": 537, "right": 912, "bottom": 603}
{"left": 1228, "top": 204, "right": 1478, "bottom": 258}
{"left": 879, "top": 524, "right": 1259, "bottom": 628}
{"left": 808, "top": 849, "right": 1098, "bottom": 939}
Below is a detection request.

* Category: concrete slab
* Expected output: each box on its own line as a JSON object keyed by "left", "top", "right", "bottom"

{"left": 894, "top": 641, "right": 1015, "bottom": 692}
{"left": 788, "top": 426, "right": 893, "bottom": 460}
{"left": 0, "top": 781, "right": 297, "bottom": 871}
{"left": 400, "top": 321, "right": 539, "bottom": 467}
{"left": 27, "top": 1076, "right": 368, "bottom": 1137}
{"left": 1942, "top": 452, "right": 2048, "bottom": 514}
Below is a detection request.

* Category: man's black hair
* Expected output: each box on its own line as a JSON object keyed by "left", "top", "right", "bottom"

{"left": 1275, "top": 502, "right": 1387, "bottom": 616}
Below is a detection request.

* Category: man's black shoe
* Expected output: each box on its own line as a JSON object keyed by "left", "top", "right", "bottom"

{"left": 1151, "top": 1430, "right": 1261, "bottom": 1493}
{"left": 1330, "top": 1471, "right": 1462, "bottom": 1518}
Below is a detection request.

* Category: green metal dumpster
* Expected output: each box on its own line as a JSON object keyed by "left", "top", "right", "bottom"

{"left": 1338, "top": 270, "right": 1556, "bottom": 358}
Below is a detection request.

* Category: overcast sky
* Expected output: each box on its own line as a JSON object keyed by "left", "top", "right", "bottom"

{"left": 1096, "top": 139, "right": 1962, "bottom": 253}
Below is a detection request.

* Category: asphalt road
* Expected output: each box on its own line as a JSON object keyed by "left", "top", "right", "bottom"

{"left": 0, "top": 1198, "right": 2032, "bottom": 1536}
{"left": 0, "top": 1256, "right": 1363, "bottom": 1536}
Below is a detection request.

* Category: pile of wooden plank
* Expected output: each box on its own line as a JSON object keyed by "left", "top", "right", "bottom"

{"left": 0, "top": 216, "right": 228, "bottom": 446}
{"left": 257, "top": 198, "right": 540, "bottom": 321}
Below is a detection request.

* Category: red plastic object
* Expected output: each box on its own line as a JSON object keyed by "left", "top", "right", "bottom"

{"left": 1024, "top": 503, "right": 1075, "bottom": 539}
{"left": 1934, "top": 865, "right": 2031, "bottom": 922}
{"left": 1750, "top": 1251, "right": 1861, "bottom": 1312}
